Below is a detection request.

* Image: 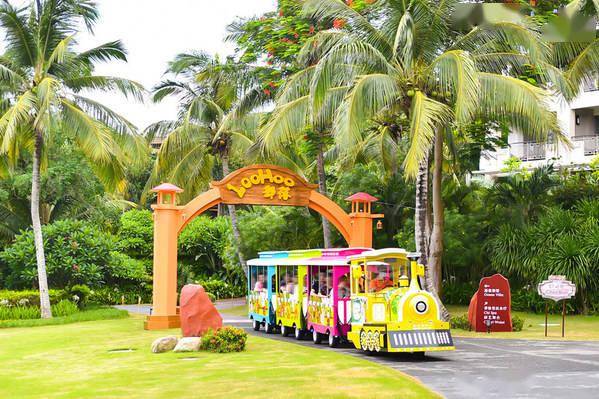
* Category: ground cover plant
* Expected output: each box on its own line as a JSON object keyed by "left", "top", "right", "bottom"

{"left": 0, "top": 315, "right": 439, "bottom": 399}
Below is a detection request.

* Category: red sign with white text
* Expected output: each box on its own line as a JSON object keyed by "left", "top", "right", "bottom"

{"left": 468, "top": 274, "right": 512, "bottom": 332}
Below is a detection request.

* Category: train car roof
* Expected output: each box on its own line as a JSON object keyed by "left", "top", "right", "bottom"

{"left": 249, "top": 247, "right": 372, "bottom": 266}
{"left": 247, "top": 258, "right": 351, "bottom": 266}
{"left": 347, "top": 248, "right": 409, "bottom": 260}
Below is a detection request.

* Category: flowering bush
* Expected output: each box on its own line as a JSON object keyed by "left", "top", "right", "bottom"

{"left": 200, "top": 327, "right": 248, "bottom": 353}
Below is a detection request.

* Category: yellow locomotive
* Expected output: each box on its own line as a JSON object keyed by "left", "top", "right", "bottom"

{"left": 346, "top": 248, "right": 454, "bottom": 353}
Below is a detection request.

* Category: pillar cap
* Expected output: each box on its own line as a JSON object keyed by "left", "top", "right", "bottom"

{"left": 151, "top": 183, "right": 183, "bottom": 193}
{"left": 345, "top": 192, "right": 378, "bottom": 202}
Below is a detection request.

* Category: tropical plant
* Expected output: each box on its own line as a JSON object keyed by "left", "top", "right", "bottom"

{"left": 487, "top": 199, "right": 599, "bottom": 313}
{"left": 0, "top": 0, "right": 147, "bottom": 318}
{"left": 288, "top": 0, "right": 575, "bottom": 308}
{"left": 146, "top": 52, "right": 271, "bottom": 271}
{"left": 0, "top": 219, "right": 148, "bottom": 290}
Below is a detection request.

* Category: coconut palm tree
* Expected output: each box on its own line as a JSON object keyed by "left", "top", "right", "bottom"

{"left": 297, "top": 0, "right": 582, "bottom": 304}
{"left": 0, "top": 0, "right": 146, "bottom": 318}
{"left": 257, "top": 63, "right": 350, "bottom": 248}
{"left": 146, "top": 52, "right": 270, "bottom": 271}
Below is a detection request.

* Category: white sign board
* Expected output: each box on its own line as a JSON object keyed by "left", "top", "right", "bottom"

{"left": 538, "top": 275, "right": 576, "bottom": 302}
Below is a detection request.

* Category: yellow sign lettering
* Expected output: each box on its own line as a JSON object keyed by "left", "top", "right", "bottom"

{"left": 226, "top": 183, "right": 246, "bottom": 198}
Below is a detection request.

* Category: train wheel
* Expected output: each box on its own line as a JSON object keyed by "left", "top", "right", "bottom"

{"left": 281, "top": 325, "right": 289, "bottom": 336}
{"left": 328, "top": 333, "right": 338, "bottom": 348}
{"left": 359, "top": 330, "right": 368, "bottom": 350}
{"left": 413, "top": 351, "right": 426, "bottom": 359}
{"left": 265, "top": 322, "right": 274, "bottom": 334}
{"left": 252, "top": 319, "right": 260, "bottom": 331}
{"left": 294, "top": 327, "right": 304, "bottom": 340}
{"left": 312, "top": 330, "right": 322, "bottom": 344}
{"left": 366, "top": 331, "right": 375, "bottom": 352}
{"left": 373, "top": 331, "right": 381, "bottom": 352}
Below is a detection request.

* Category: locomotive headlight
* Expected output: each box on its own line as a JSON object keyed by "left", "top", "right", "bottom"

{"left": 411, "top": 295, "right": 430, "bottom": 315}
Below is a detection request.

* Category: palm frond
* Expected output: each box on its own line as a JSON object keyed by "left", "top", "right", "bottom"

{"left": 333, "top": 73, "right": 400, "bottom": 149}
{"left": 64, "top": 75, "right": 146, "bottom": 101}
{"left": 478, "top": 73, "right": 561, "bottom": 143}
{"left": 404, "top": 91, "right": 453, "bottom": 178}
{"left": 427, "top": 50, "right": 479, "bottom": 125}
{"left": 0, "top": 90, "right": 36, "bottom": 155}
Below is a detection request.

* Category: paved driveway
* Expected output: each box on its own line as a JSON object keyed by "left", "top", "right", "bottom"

{"left": 119, "top": 304, "right": 599, "bottom": 398}
{"left": 243, "top": 328, "right": 599, "bottom": 399}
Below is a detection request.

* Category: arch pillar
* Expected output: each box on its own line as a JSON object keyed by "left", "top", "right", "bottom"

{"left": 144, "top": 185, "right": 183, "bottom": 330}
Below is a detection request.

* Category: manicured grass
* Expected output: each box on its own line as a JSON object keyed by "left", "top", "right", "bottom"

{"left": 0, "top": 314, "right": 439, "bottom": 399}
{"left": 449, "top": 305, "right": 599, "bottom": 341}
{"left": 0, "top": 306, "right": 128, "bottom": 329}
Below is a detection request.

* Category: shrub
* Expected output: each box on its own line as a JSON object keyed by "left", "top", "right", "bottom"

{"left": 512, "top": 315, "right": 524, "bottom": 332}
{"left": 0, "top": 219, "right": 150, "bottom": 290}
{"left": 0, "top": 305, "right": 40, "bottom": 320}
{"left": 88, "top": 286, "right": 152, "bottom": 305}
{"left": 206, "top": 292, "right": 216, "bottom": 303}
{"left": 0, "top": 300, "right": 78, "bottom": 320}
{"left": 67, "top": 285, "right": 91, "bottom": 308}
{"left": 442, "top": 281, "right": 477, "bottom": 306}
{"left": 118, "top": 210, "right": 154, "bottom": 259}
{"left": 0, "top": 289, "right": 69, "bottom": 307}
{"left": 196, "top": 278, "right": 245, "bottom": 300}
{"left": 179, "top": 216, "right": 232, "bottom": 276}
{"left": 450, "top": 314, "right": 471, "bottom": 330}
{"left": 200, "top": 327, "right": 248, "bottom": 353}
{"left": 52, "top": 300, "right": 79, "bottom": 317}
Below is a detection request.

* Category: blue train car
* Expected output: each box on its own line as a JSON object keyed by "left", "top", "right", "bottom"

{"left": 248, "top": 254, "right": 280, "bottom": 332}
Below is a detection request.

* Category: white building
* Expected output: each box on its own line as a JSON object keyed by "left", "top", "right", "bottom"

{"left": 475, "top": 80, "right": 599, "bottom": 180}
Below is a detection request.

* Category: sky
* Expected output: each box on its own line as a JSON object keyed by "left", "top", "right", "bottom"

{"left": 72, "top": 0, "right": 277, "bottom": 130}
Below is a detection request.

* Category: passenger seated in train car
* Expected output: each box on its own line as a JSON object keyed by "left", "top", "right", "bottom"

{"left": 285, "top": 274, "right": 295, "bottom": 294}
{"left": 254, "top": 273, "right": 266, "bottom": 291}
{"left": 369, "top": 268, "right": 393, "bottom": 292}
{"left": 311, "top": 271, "right": 326, "bottom": 294}
{"left": 320, "top": 274, "right": 333, "bottom": 296}
{"left": 338, "top": 274, "right": 350, "bottom": 298}
{"left": 290, "top": 275, "right": 299, "bottom": 295}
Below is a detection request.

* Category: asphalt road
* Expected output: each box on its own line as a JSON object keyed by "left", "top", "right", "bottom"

{"left": 120, "top": 304, "right": 599, "bottom": 398}
{"left": 241, "top": 325, "right": 599, "bottom": 399}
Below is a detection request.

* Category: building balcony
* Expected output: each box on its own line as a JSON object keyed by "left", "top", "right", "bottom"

{"left": 573, "top": 135, "right": 599, "bottom": 156}
{"left": 510, "top": 141, "right": 547, "bottom": 161}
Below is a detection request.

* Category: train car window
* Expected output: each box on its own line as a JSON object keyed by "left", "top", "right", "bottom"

{"left": 338, "top": 273, "right": 350, "bottom": 298}
{"left": 271, "top": 270, "right": 276, "bottom": 293}
{"left": 252, "top": 267, "right": 266, "bottom": 291}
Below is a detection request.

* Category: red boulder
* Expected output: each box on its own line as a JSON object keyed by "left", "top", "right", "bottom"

{"left": 179, "top": 284, "right": 223, "bottom": 337}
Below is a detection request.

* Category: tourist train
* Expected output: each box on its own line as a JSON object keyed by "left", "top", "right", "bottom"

{"left": 247, "top": 247, "right": 455, "bottom": 354}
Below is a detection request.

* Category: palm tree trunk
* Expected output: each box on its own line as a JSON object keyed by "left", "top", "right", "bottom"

{"left": 32, "top": 129, "right": 52, "bottom": 319}
{"left": 316, "top": 143, "right": 332, "bottom": 248}
{"left": 429, "top": 129, "right": 449, "bottom": 321}
{"left": 221, "top": 156, "right": 247, "bottom": 273}
{"left": 414, "top": 153, "right": 429, "bottom": 266}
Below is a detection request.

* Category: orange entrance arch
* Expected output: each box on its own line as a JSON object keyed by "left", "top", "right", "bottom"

{"left": 145, "top": 165, "right": 383, "bottom": 330}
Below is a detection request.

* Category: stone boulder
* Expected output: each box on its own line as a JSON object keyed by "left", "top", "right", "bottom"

{"left": 180, "top": 284, "right": 223, "bottom": 337}
{"left": 173, "top": 337, "right": 202, "bottom": 352}
{"left": 151, "top": 335, "right": 178, "bottom": 353}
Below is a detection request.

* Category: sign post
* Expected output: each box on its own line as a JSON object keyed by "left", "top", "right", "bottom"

{"left": 537, "top": 275, "right": 576, "bottom": 338}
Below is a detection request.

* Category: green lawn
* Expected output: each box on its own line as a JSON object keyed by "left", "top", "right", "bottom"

{"left": 448, "top": 305, "right": 599, "bottom": 341}
{"left": 0, "top": 314, "right": 439, "bottom": 399}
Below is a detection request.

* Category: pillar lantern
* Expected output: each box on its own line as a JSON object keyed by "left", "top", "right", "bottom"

{"left": 345, "top": 192, "right": 384, "bottom": 248}
{"left": 144, "top": 183, "right": 184, "bottom": 330}
{"left": 152, "top": 183, "right": 183, "bottom": 206}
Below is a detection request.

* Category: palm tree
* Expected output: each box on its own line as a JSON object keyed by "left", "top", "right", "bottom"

{"left": 0, "top": 0, "right": 146, "bottom": 318}
{"left": 257, "top": 64, "right": 350, "bottom": 247}
{"left": 147, "top": 52, "right": 269, "bottom": 272}
{"left": 298, "top": 0, "right": 576, "bottom": 303}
